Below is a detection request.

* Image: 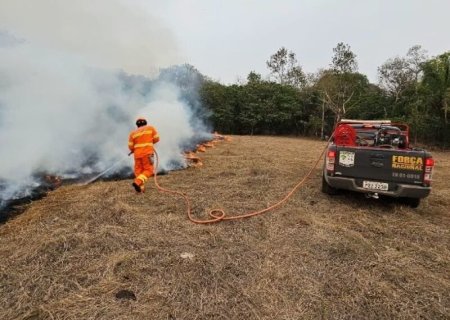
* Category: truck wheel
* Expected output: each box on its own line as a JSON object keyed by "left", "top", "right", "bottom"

{"left": 403, "top": 197, "right": 421, "bottom": 208}
{"left": 322, "top": 174, "right": 338, "bottom": 195}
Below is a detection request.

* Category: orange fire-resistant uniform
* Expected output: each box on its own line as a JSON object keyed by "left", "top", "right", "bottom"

{"left": 128, "top": 125, "right": 160, "bottom": 191}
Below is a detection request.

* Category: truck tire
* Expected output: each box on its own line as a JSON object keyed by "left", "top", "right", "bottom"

{"left": 403, "top": 197, "right": 421, "bottom": 208}
{"left": 322, "top": 174, "right": 338, "bottom": 195}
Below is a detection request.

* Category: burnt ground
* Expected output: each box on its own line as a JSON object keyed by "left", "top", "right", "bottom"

{"left": 0, "top": 135, "right": 449, "bottom": 319}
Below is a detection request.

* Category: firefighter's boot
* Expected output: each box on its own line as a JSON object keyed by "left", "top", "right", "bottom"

{"left": 132, "top": 182, "right": 142, "bottom": 193}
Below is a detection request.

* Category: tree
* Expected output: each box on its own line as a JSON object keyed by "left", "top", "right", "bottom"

{"left": 247, "top": 71, "right": 262, "bottom": 84}
{"left": 266, "top": 47, "right": 306, "bottom": 88}
{"left": 200, "top": 81, "right": 234, "bottom": 133}
{"left": 158, "top": 64, "right": 205, "bottom": 91}
{"left": 316, "top": 71, "right": 370, "bottom": 122}
{"left": 199, "top": 43, "right": 450, "bottom": 146}
{"left": 378, "top": 57, "right": 412, "bottom": 102}
{"left": 331, "top": 42, "right": 358, "bottom": 73}
{"left": 315, "top": 43, "right": 366, "bottom": 123}
{"left": 421, "top": 52, "right": 450, "bottom": 124}
{"left": 378, "top": 45, "right": 427, "bottom": 102}
{"left": 345, "top": 84, "right": 389, "bottom": 120}
{"left": 286, "top": 66, "right": 306, "bottom": 88}
{"left": 241, "top": 73, "right": 264, "bottom": 134}
{"left": 406, "top": 45, "right": 428, "bottom": 82}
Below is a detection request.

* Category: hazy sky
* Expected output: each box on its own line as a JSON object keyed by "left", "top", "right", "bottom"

{"left": 1, "top": 0, "right": 449, "bottom": 84}
{"left": 144, "top": 0, "right": 450, "bottom": 83}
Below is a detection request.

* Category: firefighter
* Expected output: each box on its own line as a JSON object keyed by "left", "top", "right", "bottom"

{"left": 128, "top": 117, "right": 160, "bottom": 193}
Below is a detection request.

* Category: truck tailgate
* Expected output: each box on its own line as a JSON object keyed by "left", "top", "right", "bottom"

{"left": 335, "top": 148, "right": 425, "bottom": 185}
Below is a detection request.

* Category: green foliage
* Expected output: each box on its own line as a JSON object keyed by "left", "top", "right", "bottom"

{"left": 199, "top": 46, "right": 450, "bottom": 147}
{"left": 378, "top": 46, "right": 427, "bottom": 102}
{"left": 266, "top": 47, "right": 306, "bottom": 88}
{"left": 200, "top": 81, "right": 233, "bottom": 133}
{"left": 419, "top": 52, "right": 450, "bottom": 143}
{"left": 315, "top": 70, "right": 370, "bottom": 121}
{"left": 331, "top": 42, "right": 358, "bottom": 73}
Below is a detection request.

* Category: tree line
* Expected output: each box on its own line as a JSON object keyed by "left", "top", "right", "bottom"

{"left": 175, "top": 44, "right": 450, "bottom": 147}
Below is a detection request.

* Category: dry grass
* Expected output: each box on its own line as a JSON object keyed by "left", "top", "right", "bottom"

{"left": 0, "top": 135, "right": 449, "bottom": 320}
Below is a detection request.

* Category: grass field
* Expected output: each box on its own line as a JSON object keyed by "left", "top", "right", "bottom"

{"left": 0, "top": 135, "right": 449, "bottom": 319}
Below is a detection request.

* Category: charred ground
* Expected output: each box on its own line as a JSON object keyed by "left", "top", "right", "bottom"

{"left": 0, "top": 136, "right": 449, "bottom": 319}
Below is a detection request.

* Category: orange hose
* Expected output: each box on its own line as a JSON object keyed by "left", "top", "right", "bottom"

{"left": 152, "top": 140, "right": 329, "bottom": 224}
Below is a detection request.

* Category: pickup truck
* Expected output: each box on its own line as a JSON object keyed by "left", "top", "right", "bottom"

{"left": 322, "top": 119, "right": 434, "bottom": 207}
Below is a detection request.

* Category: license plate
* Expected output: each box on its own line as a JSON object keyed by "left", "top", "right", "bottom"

{"left": 362, "top": 181, "right": 389, "bottom": 191}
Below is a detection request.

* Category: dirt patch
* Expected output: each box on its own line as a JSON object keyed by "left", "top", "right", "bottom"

{"left": 0, "top": 136, "right": 449, "bottom": 319}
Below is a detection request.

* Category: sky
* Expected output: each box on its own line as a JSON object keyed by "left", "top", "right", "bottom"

{"left": 146, "top": 0, "right": 450, "bottom": 83}
{"left": 1, "top": 0, "right": 449, "bottom": 83}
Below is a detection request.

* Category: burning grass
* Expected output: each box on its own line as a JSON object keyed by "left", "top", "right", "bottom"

{"left": 1, "top": 136, "right": 449, "bottom": 319}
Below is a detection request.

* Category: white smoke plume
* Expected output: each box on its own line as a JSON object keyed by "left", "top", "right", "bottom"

{"left": 0, "top": 1, "right": 211, "bottom": 207}
{"left": 0, "top": 0, "right": 180, "bottom": 74}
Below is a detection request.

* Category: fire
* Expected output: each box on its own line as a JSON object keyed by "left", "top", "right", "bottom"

{"left": 196, "top": 145, "right": 206, "bottom": 153}
{"left": 184, "top": 133, "right": 231, "bottom": 168}
{"left": 44, "top": 175, "right": 62, "bottom": 188}
{"left": 184, "top": 152, "right": 203, "bottom": 167}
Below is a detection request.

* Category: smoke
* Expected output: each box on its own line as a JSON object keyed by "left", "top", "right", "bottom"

{"left": 0, "top": 0, "right": 180, "bottom": 74}
{"left": 0, "top": 1, "right": 211, "bottom": 207}
{"left": 138, "top": 83, "right": 197, "bottom": 169}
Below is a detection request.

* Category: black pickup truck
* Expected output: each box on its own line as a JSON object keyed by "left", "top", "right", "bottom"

{"left": 322, "top": 120, "right": 434, "bottom": 207}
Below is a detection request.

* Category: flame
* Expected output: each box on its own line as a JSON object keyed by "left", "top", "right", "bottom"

{"left": 183, "top": 133, "right": 231, "bottom": 168}
{"left": 196, "top": 145, "right": 206, "bottom": 152}
{"left": 44, "top": 175, "right": 62, "bottom": 187}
